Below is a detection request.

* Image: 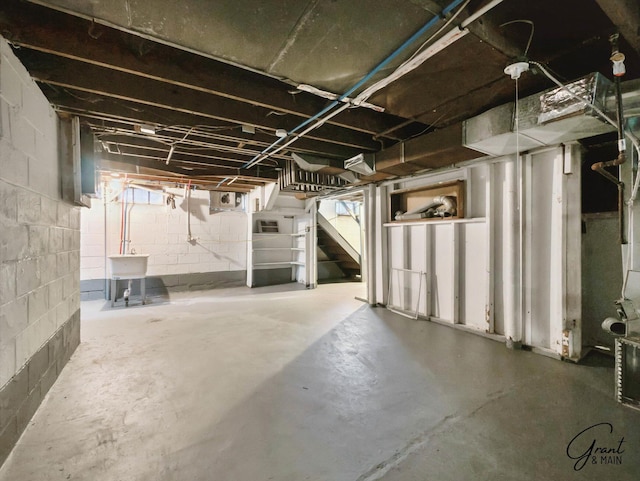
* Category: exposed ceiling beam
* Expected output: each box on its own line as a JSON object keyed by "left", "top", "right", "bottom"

{"left": 0, "top": 0, "right": 426, "bottom": 140}
{"left": 98, "top": 165, "right": 257, "bottom": 192}
{"left": 96, "top": 136, "right": 267, "bottom": 167}
{"left": 101, "top": 145, "right": 280, "bottom": 178}
{"left": 83, "top": 119, "right": 297, "bottom": 163}
{"left": 18, "top": 50, "right": 380, "bottom": 152}
{"left": 44, "top": 87, "right": 365, "bottom": 159}
{"left": 595, "top": 0, "right": 640, "bottom": 55}
{"left": 99, "top": 154, "right": 276, "bottom": 181}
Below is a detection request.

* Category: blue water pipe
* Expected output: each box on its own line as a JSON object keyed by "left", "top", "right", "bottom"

{"left": 242, "top": 0, "right": 467, "bottom": 168}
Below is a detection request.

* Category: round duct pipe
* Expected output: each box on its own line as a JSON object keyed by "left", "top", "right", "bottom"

{"left": 602, "top": 317, "right": 627, "bottom": 336}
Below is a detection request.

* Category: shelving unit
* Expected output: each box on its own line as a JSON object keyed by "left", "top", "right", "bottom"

{"left": 247, "top": 213, "right": 309, "bottom": 287}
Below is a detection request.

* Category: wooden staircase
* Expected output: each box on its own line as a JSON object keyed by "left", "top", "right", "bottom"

{"left": 317, "top": 223, "right": 361, "bottom": 281}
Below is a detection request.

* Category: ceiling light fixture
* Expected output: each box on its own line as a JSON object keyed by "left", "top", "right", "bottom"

{"left": 275, "top": 129, "right": 288, "bottom": 138}
{"left": 504, "top": 61, "right": 529, "bottom": 80}
{"left": 136, "top": 124, "right": 156, "bottom": 135}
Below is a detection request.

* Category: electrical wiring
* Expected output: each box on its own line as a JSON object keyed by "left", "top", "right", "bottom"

{"left": 97, "top": 127, "right": 283, "bottom": 166}
{"left": 407, "top": 0, "right": 472, "bottom": 63}
{"left": 499, "top": 19, "right": 535, "bottom": 57}
{"left": 355, "top": 0, "right": 473, "bottom": 105}
{"left": 244, "top": 0, "right": 507, "bottom": 169}
{"left": 243, "top": 0, "right": 470, "bottom": 169}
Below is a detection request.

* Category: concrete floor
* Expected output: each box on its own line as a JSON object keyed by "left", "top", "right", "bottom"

{"left": 1, "top": 282, "right": 639, "bottom": 481}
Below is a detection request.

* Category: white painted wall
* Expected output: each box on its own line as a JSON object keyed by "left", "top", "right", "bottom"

{"left": 0, "top": 38, "right": 80, "bottom": 387}
{"left": 80, "top": 189, "right": 248, "bottom": 283}
{"left": 376, "top": 144, "right": 583, "bottom": 358}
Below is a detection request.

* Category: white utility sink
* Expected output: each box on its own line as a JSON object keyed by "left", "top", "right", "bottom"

{"left": 108, "top": 254, "right": 149, "bottom": 279}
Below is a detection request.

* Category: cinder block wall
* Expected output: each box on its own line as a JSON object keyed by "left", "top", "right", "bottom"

{"left": 0, "top": 38, "right": 80, "bottom": 464}
{"left": 80, "top": 190, "right": 248, "bottom": 300}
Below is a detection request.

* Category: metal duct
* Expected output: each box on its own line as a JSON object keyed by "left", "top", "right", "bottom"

{"left": 291, "top": 152, "right": 332, "bottom": 172}
{"left": 375, "top": 123, "right": 481, "bottom": 175}
{"left": 463, "top": 72, "right": 617, "bottom": 156}
{"left": 278, "top": 160, "right": 349, "bottom": 193}
{"left": 344, "top": 153, "right": 375, "bottom": 175}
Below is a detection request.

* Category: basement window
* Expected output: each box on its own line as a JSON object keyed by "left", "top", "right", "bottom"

{"left": 336, "top": 201, "right": 360, "bottom": 217}
{"left": 119, "top": 186, "right": 164, "bottom": 205}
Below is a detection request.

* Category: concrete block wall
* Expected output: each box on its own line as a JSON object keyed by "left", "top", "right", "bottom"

{"left": 0, "top": 38, "right": 80, "bottom": 465}
{"left": 80, "top": 189, "right": 248, "bottom": 299}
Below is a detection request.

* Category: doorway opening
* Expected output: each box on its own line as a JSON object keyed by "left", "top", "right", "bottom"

{"left": 316, "top": 192, "right": 366, "bottom": 292}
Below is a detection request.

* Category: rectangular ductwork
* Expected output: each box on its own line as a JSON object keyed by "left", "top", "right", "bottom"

{"left": 279, "top": 160, "right": 350, "bottom": 193}
{"left": 375, "top": 123, "right": 482, "bottom": 176}
{"left": 463, "top": 73, "right": 616, "bottom": 156}
{"left": 344, "top": 153, "right": 375, "bottom": 175}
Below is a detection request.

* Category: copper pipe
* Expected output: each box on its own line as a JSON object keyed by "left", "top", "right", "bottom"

{"left": 590, "top": 46, "right": 627, "bottom": 244}
{"left": 591, "top": 151, "right": 626, "bottom": 172}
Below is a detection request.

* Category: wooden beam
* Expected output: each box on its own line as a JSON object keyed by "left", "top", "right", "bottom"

{"left": 595, "top": 0, "right": 640, "bottom": 55}
{"left": 0, "top": 0, "right": 426, "bottom": 140}
{"left": 41, "top": 85, "right": 365, "bottom": 159}
{"left": 84, "top": 121, "right": 290, "bottom": 162}
{"left": 97, "top": 135, "right": 272, "bottom": 166}
{"left": 97, "top": 168, "right": 258, "bottom": 192}
{"left": 19, "top": 49, "right": 379, "bottom": 151}
{"left": 99, "top": 152, "right": 277, "bottom": 179}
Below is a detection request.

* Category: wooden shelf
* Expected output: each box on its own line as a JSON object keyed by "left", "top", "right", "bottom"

{"left": 254, "top": 261, "right": 294, "bottom": 266}
{"left": 384, "top": 217, "right": 485, "bottom": 227}
{"left": 253, "top": 233, "right": 304, "bottom": 237}
{"left": 257, "top": 220, "right": 279, "bottom": 233}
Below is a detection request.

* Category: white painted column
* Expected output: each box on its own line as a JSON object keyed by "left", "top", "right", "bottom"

{"left": 375, "top": 184, "right": 389, "bottom": 305}
{"left": 365, "top": 184, "right": 376, "bottom": 304}
{"left": 563, "top": 142, "right": 583, "bottom": 359}
{"left": 485, "top": 163, "right": 495, "bottom": 333}
{"left": 503, "top": 155, "right": 521, "bottom": 345}
{"left": 307, "top": 201, "right": 318, "bottom": 289}
{"left": 549, "top": 148, "right": 567, "bottom": 355}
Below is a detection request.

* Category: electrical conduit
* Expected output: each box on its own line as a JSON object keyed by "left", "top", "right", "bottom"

{"left": 186, "top": 180, "right": 193, "bottom": 242}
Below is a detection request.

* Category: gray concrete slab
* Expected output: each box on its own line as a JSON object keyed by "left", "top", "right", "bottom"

{"left": 0, "top": 283, "right": 638, "bottom": 481}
